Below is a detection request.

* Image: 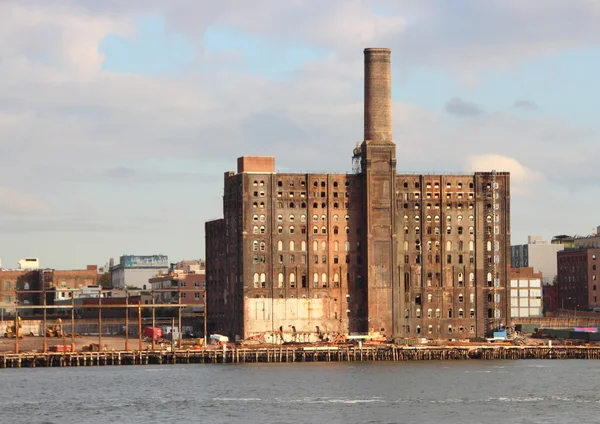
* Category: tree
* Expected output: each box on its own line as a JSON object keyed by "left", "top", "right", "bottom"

{"left": 98, "top": 273, "right": 112, "bottom": 288}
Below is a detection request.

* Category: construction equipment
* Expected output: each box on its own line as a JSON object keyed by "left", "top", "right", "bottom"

{"left": 328, "top": 334, "right": 348, "bottom": 345}
{"left": 46, "top": 318, "right": 64, "bottom": 338}
{"left": 4, "top": 316, "right": 24, "bottom": 338}
{"left": 240, "top": 332, "right": 266, "bottom": 346}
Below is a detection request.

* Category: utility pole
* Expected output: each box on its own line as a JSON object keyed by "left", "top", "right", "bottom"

{"left": 137, "top": 301, "right": 142, "bottom": 351}
{"left": 71, "top": 290, "right": 75, "bottom": 351}
{"left": 178, "top": 290, "right": 182, "bottom": 349}
{"left": 98, "top": 287, "right": 102, "bottom": 351}
{"left": 125, "top": 290, "right": 129, "bottom": 351}
{"left": 203, "top": 282, "right": 208, "bottom": 348}
{"left": 151, "top": 290, "right": 156, "bottom": 351}
{"left": 43, "top": 280, "right": 47, "bottom": 353}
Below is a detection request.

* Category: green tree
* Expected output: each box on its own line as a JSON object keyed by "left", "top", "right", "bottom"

{"left": 98, "top": 273, "right": 112, "bottom": 288}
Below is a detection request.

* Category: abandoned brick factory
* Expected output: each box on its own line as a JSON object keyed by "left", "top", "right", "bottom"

{"left": 205, "top": 48, "right": 511, "bottom": 343}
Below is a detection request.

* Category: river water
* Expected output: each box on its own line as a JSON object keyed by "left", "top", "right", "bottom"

{"left": 1, "top": 360, "right": 599, "bottom": 424}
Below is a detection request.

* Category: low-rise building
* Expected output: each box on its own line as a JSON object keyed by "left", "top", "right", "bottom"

{"left": 172, "top": 259, "right": 205, "bottom": 274}
{"left": 18, "top": 258, "right": 40, "bottom": 270}
{"left": 53, "top": 287, "right": 152, "bottom": 319}
{"left": 110, "top": 255, "right": 169, "bottom": 289}
{"left": 509, "top": 267, "right": 543, "bottom": 319}
{"left": 0, "top": 265, "right": 98, "bottom": 316}
{"left": 511, "top": 236, "right": 564, "bottom": 285}
{"left": 149, "top": 272, "right": 205, "bottom": 311}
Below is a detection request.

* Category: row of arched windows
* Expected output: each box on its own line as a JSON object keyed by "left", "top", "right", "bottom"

{"left": 276, "top": 240, "right": 351, "bottom": 252}
{"left": 274, "top": 272, "right": 340, "bottom": 288}
{"left": 409, "top": 308, "right": 476, "bottom": 319}
{"left": 405, "top": 272, "right": 476, "bottom": 288}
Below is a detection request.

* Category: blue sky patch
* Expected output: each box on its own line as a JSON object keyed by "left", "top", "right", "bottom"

{"left": 202, "top": 25, "right": 332, "bottom": 79}
{"left": 99, "top": 15, "right": 195, "bottom": 75}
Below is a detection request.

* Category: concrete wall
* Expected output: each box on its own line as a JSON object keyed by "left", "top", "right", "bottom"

{"left": 244, "top": 297, "right": 347, "bottom": 343}
{"left": 512, "top": 242, "right": 564, "bottom": 285}
{"left": 112, "top": 268, "right": 167, "bottom": 289}
{"left": 528, "top": 244, "right": 564, "bottom": 285}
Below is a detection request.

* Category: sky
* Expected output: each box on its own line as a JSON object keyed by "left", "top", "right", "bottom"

{"left": 1, "top": 0, "right": 600, "bottom": 270}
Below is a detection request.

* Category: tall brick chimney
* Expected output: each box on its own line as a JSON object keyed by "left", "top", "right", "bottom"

{"left": 364, "top": 48, "right": 393, "bottom": 144}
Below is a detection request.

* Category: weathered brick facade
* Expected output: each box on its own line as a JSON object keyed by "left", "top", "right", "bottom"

{"left": 206, "top": 48, "right": 511, "bottom": 342}
{"left": 0, "top": 266, "right": 98, "bottom": 315}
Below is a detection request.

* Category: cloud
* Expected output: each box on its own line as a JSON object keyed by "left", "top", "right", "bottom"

{"left": 444, "top": 98, "right": 484, "bottom": 117}
{"left": 0, "top": 0, "right": 599, "bottom": 267}
{"left": 0, "top": 187, "right": 51, "bottom": 215}
{"left": 514, "top": 100, "right": 540, "bottom": 110}
{"left": 463, "top": 154, "right": 544, "bottom": 194}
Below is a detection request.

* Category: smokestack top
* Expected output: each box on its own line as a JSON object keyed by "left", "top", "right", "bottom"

{"left": 364, "top": 47, "right": 391, "bottom": 54}
{"left": 363, "top": 48, "right": 393, "bottom": 144}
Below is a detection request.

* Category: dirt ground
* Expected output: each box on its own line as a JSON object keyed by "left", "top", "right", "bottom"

{"left": 0, "top": 335, "right": 173, "bottom": 353}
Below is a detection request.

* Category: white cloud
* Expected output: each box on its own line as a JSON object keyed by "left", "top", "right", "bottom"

{"left": 0, "top": 0, "right": 599, "bottom": 266}
{"left": 0, "top": 3, "right": 129, "bottom": 81}
{"left": 0, "top": 187, "right": 51, "bottom": 215}
{"left": 464, "top": 154, "right": 544, "bottom": 194}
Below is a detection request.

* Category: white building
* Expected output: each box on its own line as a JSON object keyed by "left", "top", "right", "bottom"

{"left": 110, "top": 255, "right": 169, "bottom": 290}
{"left": 510, "top": 267, "right": 543, "bottom": 318}
{"left": 18, "top": 258, "right": 40, "bottom": 270}
{"left": 511, "top": 236, "right": 564, "bottom": 285}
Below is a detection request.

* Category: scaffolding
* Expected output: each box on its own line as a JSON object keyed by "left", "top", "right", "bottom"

{"left": 1, "top": 288, "right": 206, "bottom": 354}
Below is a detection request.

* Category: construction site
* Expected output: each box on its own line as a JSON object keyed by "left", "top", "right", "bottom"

{"left": 4, "top": 303, "right": 600, "bottom": 368}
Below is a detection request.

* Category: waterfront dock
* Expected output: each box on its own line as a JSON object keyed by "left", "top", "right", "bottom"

{"left": 2, "top": 345, "right": 600, "bottom": 368}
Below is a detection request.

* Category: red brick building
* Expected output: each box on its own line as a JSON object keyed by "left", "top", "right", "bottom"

{"left": 149, "top": 273, "right": 205, "bottom": 307}
{"left": 0, "top": 266, "right": 98, "bottom": 316}
{"left": 206, "top": 48, "right": 511, "bottom": 342}
{"left": 557, "top": 248, "right": 600, "bottom": 311}
{"left": 543, "top": 284, "right": 559, "bottom": 313}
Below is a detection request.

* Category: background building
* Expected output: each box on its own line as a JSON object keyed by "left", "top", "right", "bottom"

{"left": 206, "top": 48, "right": 511, "bottom": 342}
{"left": 572, "top": 226, "right": 600, "bottom": 249}
{"left": 511, "top": 236, "right": 564, "bottom": 285}
{"left": 18, "top": 258, "right": 40, "bottom": 270}
{"left": 150, "top": 260, "right": 205, "bottom": 310}
{"left": 110, "top": 255, "right": 169, "bottom": 289}
{"left": 53, "top": 287, "right": 152, "bottom": 319}
{"left": 557, "top": 247, "right": 600, "bottom": 311}
{"left": 509, "top": 267, "right": 543, "bottom": 318}
{"left": 0, "top": 265, "right": 98, "bottom": 316}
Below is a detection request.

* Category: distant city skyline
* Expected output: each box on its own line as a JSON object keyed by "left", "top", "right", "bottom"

{"left": 1, "top": 1, "right": 600, "bottom": 269}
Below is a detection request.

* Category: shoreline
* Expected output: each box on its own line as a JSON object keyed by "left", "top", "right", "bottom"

{"left": 1, "top": 345, "right": 599, "bottom": 368}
